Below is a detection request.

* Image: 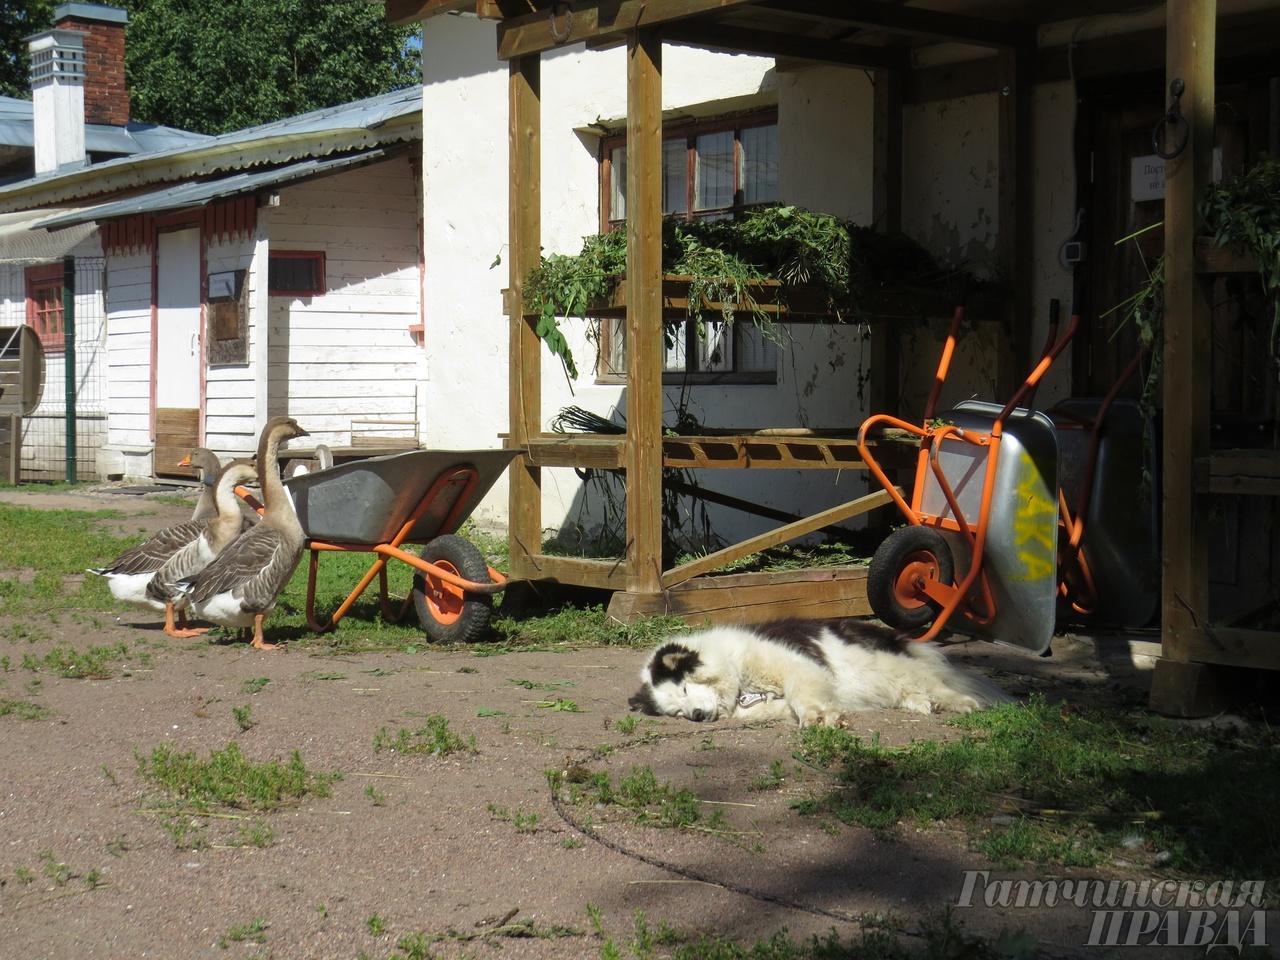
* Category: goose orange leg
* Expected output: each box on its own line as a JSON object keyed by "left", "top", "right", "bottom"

{"left": 164, "top": 603, "right": 208, "bottom": 639}
{"left": 250, "top": 614, "right": 277, "bottom": 651}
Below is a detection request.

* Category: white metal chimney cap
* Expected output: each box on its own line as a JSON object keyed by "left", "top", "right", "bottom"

{"left": 53, "top": 3, "right": 129, "bottom": 24}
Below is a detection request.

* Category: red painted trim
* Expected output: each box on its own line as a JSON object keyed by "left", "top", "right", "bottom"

{"left": 268, "top": 249, "right": 326, "bottom": 297}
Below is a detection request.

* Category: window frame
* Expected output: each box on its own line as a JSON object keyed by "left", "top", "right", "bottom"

{"left": 267, "top": 249, "right": 326, "bottom": 297}
{"left": 597, "top": 108, "right": 780, "bottom": 385}
{"left": 24, "top": 263, "right": 66, "bottom": 352}
{"left": 600, "top": 108, "right": 779, "bottom": 226}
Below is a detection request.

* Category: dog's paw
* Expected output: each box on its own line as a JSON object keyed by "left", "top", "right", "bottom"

{"left": 900, "top": 694, "right": 937, "bottom": 715}
{"left": 795, "top": 706, "right": 844, "bottom": 728}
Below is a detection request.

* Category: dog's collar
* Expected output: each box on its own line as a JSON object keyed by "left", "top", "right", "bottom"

{"left": 737, "top": 690, "right": 779, "bottom": 710}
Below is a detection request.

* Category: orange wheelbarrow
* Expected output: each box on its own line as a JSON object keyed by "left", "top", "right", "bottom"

{"left": 246, "top": 449, "right": 521, "bottom": 643}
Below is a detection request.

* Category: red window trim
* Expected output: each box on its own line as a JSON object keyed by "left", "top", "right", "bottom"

{"left": 25, "top": 263, "right": 66, "bottom": 351}
{"left": 268, "top": 249, "right": 326, "bottom": 297}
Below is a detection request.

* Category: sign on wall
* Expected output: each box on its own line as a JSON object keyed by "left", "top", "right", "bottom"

{"left": 1130, "top": 148, "right": 1223, "bottom": 202}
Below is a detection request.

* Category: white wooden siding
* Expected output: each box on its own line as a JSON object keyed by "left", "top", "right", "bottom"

{"left": 267, "top": 156, "right": 422, "bottom": 448}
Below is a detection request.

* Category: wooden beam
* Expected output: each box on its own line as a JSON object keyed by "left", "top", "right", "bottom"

{"left": 497, "top": 0, "right": 758, "bottom": 60}
{"left": 520, "top": 554, "right": 630, "bottom": 590}
{"left": 608, "top": 565, "right": 872, "bottom": 626}
{"left": 507, "top": 55, "right": 543, "bottom": 580}
{"left": 752, "top": 0, "right": 1023, "bottom": 49}
{"left": 624, "top": 29, "right": 665, "bottom": 596}
{"left": 1159, "top": 0, "right": 1215, "bottom": 665}
{"left": 904, "top": 7, "right": 1280, "bottom": 105}
{"left": 384, "top": 0, "right": 471, "bottom": 25}
{"left": 660, "top": 488, "right": 894, "bottom": 589}
{"left": 661, "top": 22, "right": 907, "bottom": 70}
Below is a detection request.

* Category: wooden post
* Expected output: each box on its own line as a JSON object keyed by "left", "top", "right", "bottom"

{"left": 1157, "top": 0, "right": 1215, "bottom": 665}
{"left": 996, "top": 36, "right": 1035, "bottom": 394}
{"left": 870, "top": 66, "right": 903, "bottom": 420}
{"left": 508, "top": 54, "right": 543, "bottom": 578}
{"left": 624, "top": 29, "right": 664, "bottom": 595}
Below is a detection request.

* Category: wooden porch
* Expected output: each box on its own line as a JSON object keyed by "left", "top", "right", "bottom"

{"left": 392, "top": 0, "right": 1280, "bottom": 714}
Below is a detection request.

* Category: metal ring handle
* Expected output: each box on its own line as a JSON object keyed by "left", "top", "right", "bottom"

{"left": 549, "top": 2, "right": 573, "bottom": 43}
{"left": 1152, "top": 78, "right": 1189, "bottom": 160}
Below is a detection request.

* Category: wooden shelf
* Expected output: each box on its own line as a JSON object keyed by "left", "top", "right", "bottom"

{"left": 516, "top": 431, "right": 915, "bottom": 471}
{"left": 517, "top": 274, "right": 1005, "bottom": 324}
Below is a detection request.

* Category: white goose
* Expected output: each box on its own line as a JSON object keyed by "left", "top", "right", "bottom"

{"left": 145, "top": 459, "right": 259, "bottom": 638}
{"left": 180, "top": 416, "right": 309, "bottom": 650}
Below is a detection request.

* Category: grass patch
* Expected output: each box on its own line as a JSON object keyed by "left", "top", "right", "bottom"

{"left": 0, "top": 697, "right": 47, "bottom": 720}
{"left": 792, "top": 695, "right": 1280, "bottom": 875}
{"left": 749, "top": 759, "right": 786, "bottom": 792}
{"left": 241, "top": 677, "right": 270, "bottom": 695}
{"left": 373, "top": 715, "right": 475, "bottom": 757}
{"left": 487, "top": 803, "right": 540, "bottom": 833}
{"left": 138, "top": 741, "right": 338, "bottom": 812}
{"left": 536, "top": 697, "right": 582, "bottom": 713}
{"left": 0, "top": 504, "right": 145, "bottom": 616}
{"left": 218, "top": 918, "right": 268, "bottom": 949}
{"left": 232, "top": 705, "right": 255, "bottom": 731}
{"left": 21, "top": 641, "right": 142, "bottom": 679}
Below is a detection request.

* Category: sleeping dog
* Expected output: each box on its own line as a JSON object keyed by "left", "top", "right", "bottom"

{"left": 629, "top": 618, "right": 1011, "bottom": 726}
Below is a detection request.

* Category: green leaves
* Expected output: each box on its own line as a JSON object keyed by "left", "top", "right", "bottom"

{"left": 123, "top": 0, "right": 420, "bottom": 134}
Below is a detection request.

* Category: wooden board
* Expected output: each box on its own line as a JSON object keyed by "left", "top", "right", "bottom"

{"left": 607, "top": 566, "right": 872, "bottom": 626}
{"left": 154, "top": 407, "right": 199, "bottom": 478}
{"left": 1, "top": 414, "right": 18, "bottom": 485}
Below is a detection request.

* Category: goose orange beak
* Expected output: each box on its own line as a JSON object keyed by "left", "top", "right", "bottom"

{"left": 177, "top": 455, "right": 192, "bottom": 467}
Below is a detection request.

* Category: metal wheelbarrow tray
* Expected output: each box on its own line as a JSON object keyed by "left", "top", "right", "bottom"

{"left": 281, "top": 448, "right": 522, "bottom": 642}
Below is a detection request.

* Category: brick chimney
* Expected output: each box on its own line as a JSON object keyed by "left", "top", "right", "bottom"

{"left": 52, "top": 3, "right": 129, "bottom": 127}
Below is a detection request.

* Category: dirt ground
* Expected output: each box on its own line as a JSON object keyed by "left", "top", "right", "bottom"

{"left": 0, "top": 488, "right": 1255, "bottom": 959}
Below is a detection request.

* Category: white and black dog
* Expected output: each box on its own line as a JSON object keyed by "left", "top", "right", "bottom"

{"left": 629, "top": 618, "right": 1012, "bottom": 726}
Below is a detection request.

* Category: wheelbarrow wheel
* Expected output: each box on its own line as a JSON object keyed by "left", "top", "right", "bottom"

{"left": 867, "top": 525, "right": 955, "bottom": 631}
{"left": 412, "top": 535, "right": 493, "bottom": 643}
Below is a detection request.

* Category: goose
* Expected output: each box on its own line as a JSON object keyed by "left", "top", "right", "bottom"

{"left": 179, "top": 416, "right": 310, "bottom": 650}
{"left": 145, "top": 459, "right": 260, "bottom": 638}
{"left": 180, "top": 447, "right": 225, "bottom": 522}
{"left": 89, "top": 448, "right": 226, "bottom": 605}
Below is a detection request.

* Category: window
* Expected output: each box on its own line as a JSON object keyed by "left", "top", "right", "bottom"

{"left": 25, "top": 264, "right": 65, "bottom": 351}
{"left": 600, "top": 111, "right": 780, "bottom": 382}
{"left": 602, "top": 112, "right": 778, "bottom": 223}
{"left": 268, "top": 250, "right": 325, "bottom": 297}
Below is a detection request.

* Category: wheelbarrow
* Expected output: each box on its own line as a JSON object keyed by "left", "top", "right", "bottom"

{"left": 244, "top": 448, "right": 522, "bottom": 643}
{"left": 857, "top": 301, "right": 1155, "bottom": 652}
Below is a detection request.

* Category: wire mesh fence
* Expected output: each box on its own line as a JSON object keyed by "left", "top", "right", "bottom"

{"left": 0, "top": 255, "right": 107, "bottom": 482}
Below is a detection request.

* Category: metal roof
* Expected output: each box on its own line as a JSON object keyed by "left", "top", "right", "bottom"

{"left": 0, "top": 95, "right": 210, "bottom": 156}
{"left": 0, "top": 206, "right": 95, "bottom": 260}
{"left": 34, "top": 149, "right": 388, "bottom": 230}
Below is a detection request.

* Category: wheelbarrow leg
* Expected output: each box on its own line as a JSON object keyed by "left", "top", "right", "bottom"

{"left": 376, "top": 565, "right": 414, "bottom": 624}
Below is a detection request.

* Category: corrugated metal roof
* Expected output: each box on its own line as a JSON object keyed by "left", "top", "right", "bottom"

{"left": 0, "top": 88, "right": 421, "bottom": 208}
{"left": 0, "top": 95, "right": 210, "bottom": 155}
{"left": 34, "top": 150, "right": 387, "bottom": 230}
{"left": 0, "top": 206, "right": 95, "bottom": 260}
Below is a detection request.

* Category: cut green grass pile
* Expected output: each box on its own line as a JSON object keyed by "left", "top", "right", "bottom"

{"left": 373, "top": 714, "right": 475, "bottom": 757}
{"left": 0, "top": 697, "right": 47, "bottom": 720}
{"left": 550, "top": 765, "right": 717, "bottom": 831}
{"left": 487, "top": 604, "right": 686, "bottom": 654}
{"left": 22, "top": 641, "right": 142, "bottom": 679}
{"left": 0, "top": 504, "right": 139, "bottom": 616}
{"left": 793, "top": 695, "right": 1280, "bottom": 876}
{"left": 137, "top": 741, "right": 338, "bottom": 812}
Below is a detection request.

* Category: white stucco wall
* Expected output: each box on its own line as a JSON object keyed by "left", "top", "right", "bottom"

{"left": 421, "top": 18, "right": 878, "bottom": 545}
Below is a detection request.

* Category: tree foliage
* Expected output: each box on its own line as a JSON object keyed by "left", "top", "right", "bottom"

{"left": 0, "top": 0, "right": 419, "bottom": 133}
{"left": 124, "top": 0, "right": 420, "bottom": 134}
{"left": 0, "top": 1, "right": 55, "bottom": 99}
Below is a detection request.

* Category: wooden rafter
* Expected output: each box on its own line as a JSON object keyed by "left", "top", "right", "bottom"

{"left": 751, "top": 0, "right": 1025, "bottom": 49}
{"left": 661, "top": 21, "right": 907, "bottom": 69}
{"left": 496, "top": 0, "right": 759, "bottom": 59}
{"left": 384, "top": 0, "right": 472, "bottom": 25}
